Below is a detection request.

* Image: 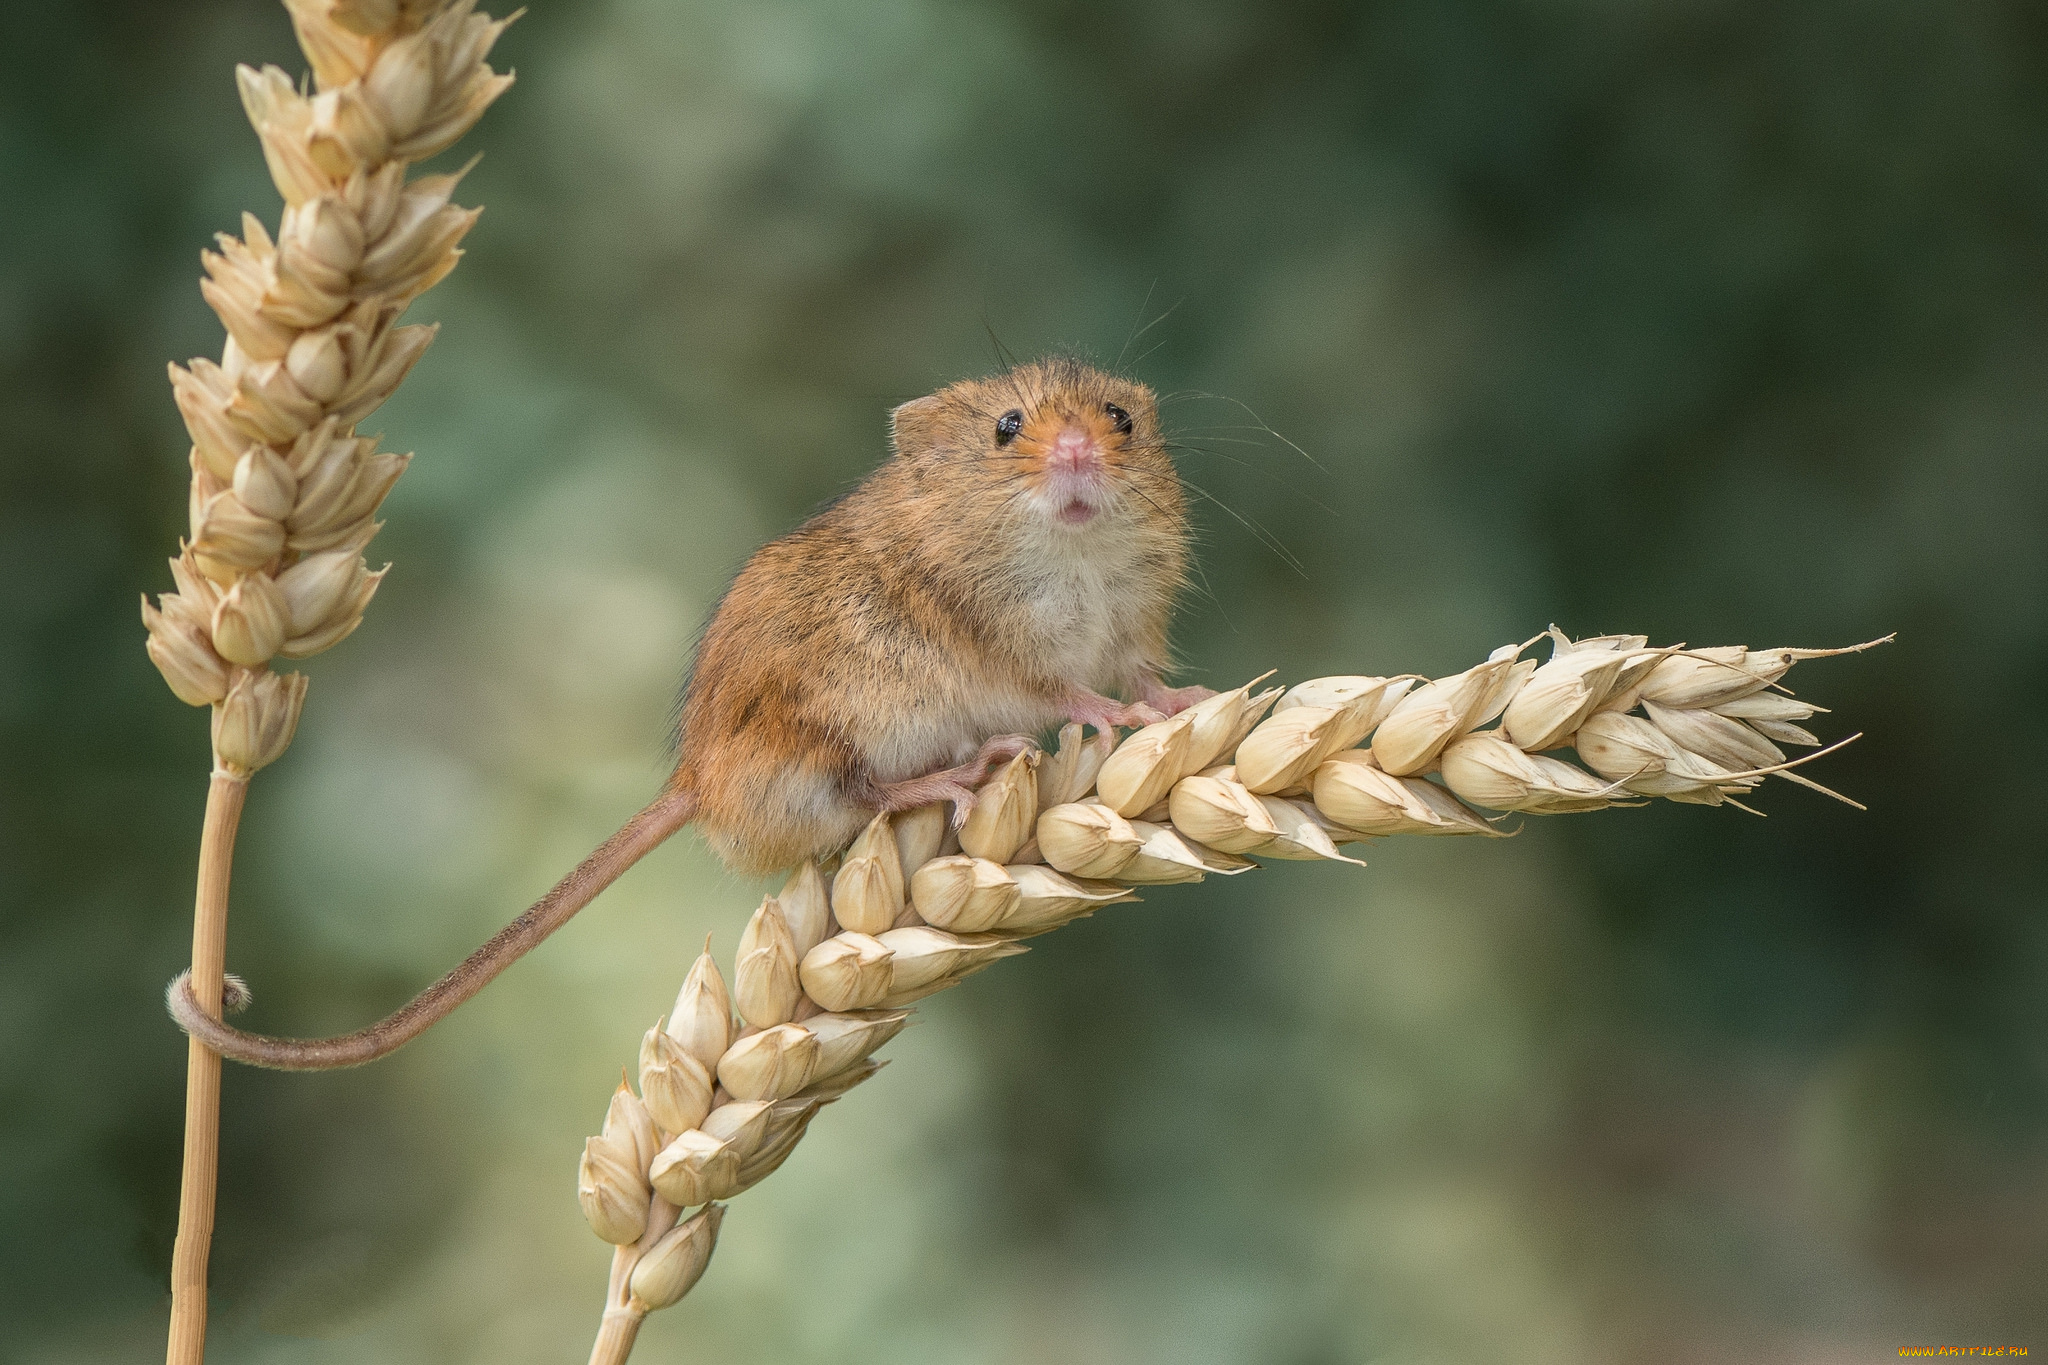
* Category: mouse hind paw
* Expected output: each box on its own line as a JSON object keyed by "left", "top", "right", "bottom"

{"left": 969, "top": 732, "right": 1036, "bottom": 775}
{"left": 869, "top": 733, "right": 1040, "bottom": 829}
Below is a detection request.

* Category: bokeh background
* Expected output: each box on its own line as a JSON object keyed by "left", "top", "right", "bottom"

{"left": 4, "top": 0, "right": 2045, "bottom": 1360}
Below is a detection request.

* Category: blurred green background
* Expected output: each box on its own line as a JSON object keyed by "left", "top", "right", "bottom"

{"left": 3, "top": 0, "right": 2044, "bottom": 1360}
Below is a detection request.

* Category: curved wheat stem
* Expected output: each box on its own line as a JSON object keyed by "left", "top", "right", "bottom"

{"left": 574, "top": 629, "right": 1890, "bottom": 1359}
{"left": 147, "top": 3, "right": 512, "bottom": 1359}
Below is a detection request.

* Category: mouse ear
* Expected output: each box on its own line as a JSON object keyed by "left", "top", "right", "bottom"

{"left": 888, "top": 395, "right": 944, "bottom": 456}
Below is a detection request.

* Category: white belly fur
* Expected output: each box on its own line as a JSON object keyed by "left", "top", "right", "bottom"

{"left": 858, "top": 523, "right": 1146, "bottom": 784}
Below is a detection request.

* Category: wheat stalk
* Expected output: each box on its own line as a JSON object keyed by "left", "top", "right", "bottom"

{"left": 143, "top": 3, "right": 511, "bottom": 1358}
{"left": 572, "top": 629, "right": 1888, "bottom": 1360}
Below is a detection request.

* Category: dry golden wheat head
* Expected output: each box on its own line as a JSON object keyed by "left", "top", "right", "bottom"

{"left": 574, "top": 628, "right": 1889, "bottom": 1359}
{"left": 144, "top": 0, "right": 511, "bottom": 775}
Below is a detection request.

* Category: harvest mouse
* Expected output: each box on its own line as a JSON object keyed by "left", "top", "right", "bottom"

{"left": 171, "top": 356, "right": 1212, "bottom": 1068}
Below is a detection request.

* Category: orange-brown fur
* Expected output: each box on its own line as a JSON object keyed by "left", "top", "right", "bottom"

{"left": 677, "top": 357, "right": 1189, "bottom": 871}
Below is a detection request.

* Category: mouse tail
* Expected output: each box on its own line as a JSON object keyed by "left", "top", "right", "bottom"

{"left": 166, "top": 783, "right": 699, "bottom": 1071}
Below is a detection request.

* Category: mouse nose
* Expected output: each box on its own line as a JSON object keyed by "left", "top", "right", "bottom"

{"left": 1046, "top": 425, "right": 1101, "bottom": 475}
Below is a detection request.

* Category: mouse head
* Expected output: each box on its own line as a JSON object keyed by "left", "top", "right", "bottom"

{"left": 889, "top": 357, "right": 1179, "bottom": 532}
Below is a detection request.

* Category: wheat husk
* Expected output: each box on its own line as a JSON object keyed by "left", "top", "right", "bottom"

{"left": 1166, "top": 773, "right": 1284, "bottom": 853}
{"left": 637, "top": 1025, "right": 714, "bottom": 1136}
{"left": 831, "top": 813, "right": 906, "bottom": 935}
{"left": 715, "top": 1024, "right": 820, "bottom": 1102}
{"left": 1240, "top": 675, "right": 1410, "bottom": 792}
{"left": 1094, "top": 714, "right": 1196, "bottom": 815}
{"left": 910, "top": 855, "right": 1018, "bottom": 931}
{"left": 957, "top": 752, "right": 1039, "bottom": 862}
{"left": 1311, "top": 751, "right": 1499, "bottom": 836}
{"left": 1438, "top": 733, "right": 1623, "bottom": 814}
{"left": 1037, "top": 801, "right": 1145, "bottom": 878}
{"left": 1370, "top": 647, "right": 1536, "bottom": 776}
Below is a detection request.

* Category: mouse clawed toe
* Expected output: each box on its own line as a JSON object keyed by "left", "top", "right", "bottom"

{"left": 1140, "top": 679, "right": 1218, "bottom": 717}
{"left": 971, "top": 733, "right": 1037, "bottom": 776}
{"left": 872, "top": 734, "right": 1038, "bottom": 832}
{"left": 1061, "top": 689, "right": 1164, "bottom": 734}
{"left": 872, "top": 761, "right": 987, "bottom": 825}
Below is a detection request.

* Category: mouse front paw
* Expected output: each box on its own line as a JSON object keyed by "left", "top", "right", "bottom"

{"left": 1061, "top": 689, "right": 1166, "bottom": 732}
{"left": 1139, "top": 677, "right": 1217, "bottom": 717}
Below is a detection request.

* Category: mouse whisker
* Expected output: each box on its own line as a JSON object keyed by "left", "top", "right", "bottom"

{"left": 1116, "top": 287, "right": 1184, "bottom": 373}
{"left": 1115, "top": 279, "right": 1159, "bottom": 372}
{"left": 1163, "top": 431, "right": 1278, "bottom": 446}
{"left": 1170, "top": 396, "right": 1330, "bottom": 476}
{"left": 980, "top": 318, "right": 1018, "bottom": 373}
{"left": 1163, "top": 442, "right": 1339, "bottom": 517}
{"left": 1177, "top": 476, "right": 1310, "bottom": 579}
{"left": 1130, "top": 332, "right": 1175, "bottom": 370}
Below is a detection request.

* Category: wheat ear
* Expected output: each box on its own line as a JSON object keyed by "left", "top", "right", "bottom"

{"left": 145, "top": 3, "right": 511, "bottom": 1359}
{"left": 574, "top": 629, "right": 1889, "bottom": 1359}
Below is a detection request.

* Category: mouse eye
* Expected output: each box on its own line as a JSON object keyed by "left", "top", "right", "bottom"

{"left": 994, "top": 409, "right": 1024, "bottom": 445}
{"left": 1105, "top": 402, "right": 1133, "bottom": 435}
